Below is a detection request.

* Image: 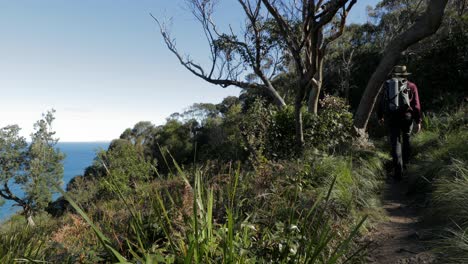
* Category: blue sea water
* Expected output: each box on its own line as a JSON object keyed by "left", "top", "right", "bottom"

{"left": 0, "top": 142, "right": 109, "bottom": 220}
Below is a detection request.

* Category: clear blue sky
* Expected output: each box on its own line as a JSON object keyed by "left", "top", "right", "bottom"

{"left": 0, "top": 0, "right": 377, "bottom": 142}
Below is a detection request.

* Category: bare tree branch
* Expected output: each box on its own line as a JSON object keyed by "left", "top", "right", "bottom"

{"left": 322, "top": 0, "right": 356, "bottom": 50}
{"left": 151, "top": 9, "right": 286, "bottom": 107}
{"left": 315, "top": 0, "right": 351, "bottom": 29}
{"left": 0, "top": 183, "right": 27, "bottom": 208}
{"left": 261, "top": 0, "right": 301, "bottom": 52}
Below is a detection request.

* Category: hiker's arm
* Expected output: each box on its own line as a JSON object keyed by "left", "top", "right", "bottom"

{"left": 376, "top": 86, "right": 385, "bottom": 123}
{"left": 410, "top": 83, "right": 422, "bottom": 124}
{"left": 410, "top": 82, "right": 422, "bottom": 133}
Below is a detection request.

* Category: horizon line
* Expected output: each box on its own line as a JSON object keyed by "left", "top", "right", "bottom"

{"left": 58, "top": 141, "right": 112, "bottom": 143}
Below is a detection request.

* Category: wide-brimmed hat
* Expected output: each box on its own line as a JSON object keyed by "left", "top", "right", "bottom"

{"left": 393, "top": 65, "right": 411, "bottom": 76}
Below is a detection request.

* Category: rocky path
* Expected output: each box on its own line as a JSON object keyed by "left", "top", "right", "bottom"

{"left": 365, "top": 180, "right": 436, "bottom": 264}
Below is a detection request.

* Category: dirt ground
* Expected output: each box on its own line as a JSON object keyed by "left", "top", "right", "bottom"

{"left": 364, "top": 179, "right": 437, "bottom": 264}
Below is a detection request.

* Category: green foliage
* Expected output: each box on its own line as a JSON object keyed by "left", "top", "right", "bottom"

{"left": 431, "top": 160, "right": 468, "bottom": 263}
{"left": 0, "top": 125, "right": 27, "bottom": 197}
{"left": 234, "top": 95, "right": 355, "bottom": 161}
{"left": 421, "top": 105, "right": 468, "bottom": 135}
{"left": 240, "top": 99, "right": 273, "bottom": 161}
{"left": 93, "top": 95, "right": 353, "bottom": 176}
{"left": 27, "top": 110, "right": 65, "bottom": 213}
{"left": 306, "top": 95, "right": 354, "bottom": 153}
{"left": 120, "top": 121, "right": 155, "bottom": 155}
{"left": 0, "top": 105, "right": 390, "bottom": 262}
{"left": 195, "top": 99, "right": 247, "bottom": 162}
{"left": 0, "top": 213, "right": 63, "bottom": 263}
{"left": 56, "top": 183, "right": 129, "bottom": 263}
{"left": 153, "top": 119, "right": 195, "bottom": 170}
{"left": 409, "top": 105, "right": 468, "bottom": 192}
{"left": 432, "top": 160, "right": 468, "bottom": 227}
{"left": 0, "top": 110, "right": 64, "bottom": 222}
{"left": 435, "top": 225, "right": 468, "bottom": 264}
{"left": 407, "top": 105, "right": 468, "bottom": 261}
{"left": 106, "top": 98, "right": 247, "bottom": 175}
{"left": 408, "top": 30, "right": 468, "bottom": 111}
{"left": 266, "top": 105, "right": 297, "bottom": 158}
{"left": 98, "top": 139, "right": 156, "bottom": 195}
{"left": 53, "top": 156, "right": 373, "bottom": 263}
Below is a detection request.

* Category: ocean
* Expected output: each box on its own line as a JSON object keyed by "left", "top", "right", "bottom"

{"left": 0, "top": 142, "right": 109, "bottom": 220}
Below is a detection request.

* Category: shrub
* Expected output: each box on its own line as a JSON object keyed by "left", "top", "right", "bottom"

{"left": 252, "top": 96, "right": 354, "bottom": 160}
{"left": 57, "top": 163, "right": 370, "bottom": 263}
{"left": 305, "top": 95, "right": 354, "bottom": 153}
{"left": 240, "top": 99, "right": 273, "bottom": 162}
{"left": 266, "top": 105, "right": 297, "bottom": 159}
{"left": 98, "top": 140, "right": 156, "bottom": 196}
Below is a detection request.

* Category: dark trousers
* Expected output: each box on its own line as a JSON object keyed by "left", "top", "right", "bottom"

{"left": 388, "top": 113, "right": 413, "bottom": 179}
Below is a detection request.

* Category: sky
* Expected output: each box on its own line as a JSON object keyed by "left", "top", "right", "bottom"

{"left": 0, "top": 0, "right": 378, "bottom": 142}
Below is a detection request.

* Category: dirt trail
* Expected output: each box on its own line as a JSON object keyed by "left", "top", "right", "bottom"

{"left": 365, "top": 180, "right": 436, "bottom": 264}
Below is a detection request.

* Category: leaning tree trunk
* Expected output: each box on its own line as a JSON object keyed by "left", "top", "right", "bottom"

{"left": 353, "top": 0, "right": 449, "bottom": 132}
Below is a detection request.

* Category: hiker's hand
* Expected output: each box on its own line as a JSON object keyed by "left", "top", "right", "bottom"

{"left": 378, "top": 118, "right": 384, "bottom": 126}
{"left": 415, "top": 123, "right": 422, "bottom": 133}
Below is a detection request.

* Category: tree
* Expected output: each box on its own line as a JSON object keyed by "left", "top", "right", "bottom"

{"left": 353, "top": 0, "right": 449, "bottom": 133}
{"left": 323, "top": 25, "right": 358, "bottom": 101}
{"left": 154, "top": 0, "right": 356, "bottom": 148}
{"left": 98, "top": 139, "right": 155, "bottom": 195}
{"left": 0, "top": 110, "right": 64, "bottom": 226}
{"left": 366, "top": 0, "right": 428, "bottom": 50}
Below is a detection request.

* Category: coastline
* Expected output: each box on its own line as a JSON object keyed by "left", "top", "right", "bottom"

{"left": 0, "top": 142, "right": 109, "bottom": 221}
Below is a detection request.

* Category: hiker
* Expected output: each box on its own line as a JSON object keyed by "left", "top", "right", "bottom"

{"left": 377, "top": 65, "right": 422, "bottom": 181}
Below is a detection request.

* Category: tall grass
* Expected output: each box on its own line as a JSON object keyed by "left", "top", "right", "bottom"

{"left": 0, "top": 214, "right": 63, "bottom": 263}
{"left": 408, "top": 104, "right": 468, "bottom": 261}
{"left": 0, "top": 131, "right": 390, "bottom": 262}
{"left": 55, "top": 154, "right": 370, "bottom": 263}
{"left": 432, "top": 160, "right": 468, "bottom": 226}
{"left": 436, "top": 225, "right": 468, "bottom": 264}
{"left": 0, "top": 226, "right": 46, "bottom": 263}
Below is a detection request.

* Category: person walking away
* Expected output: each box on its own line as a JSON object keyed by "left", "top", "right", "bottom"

{"left": 377, "top": 65, "right": 422, "bottom": 181}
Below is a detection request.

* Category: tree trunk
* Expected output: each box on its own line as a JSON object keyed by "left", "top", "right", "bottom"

{"left": 295, "top": 80, "right": 307, "bottom": 149}
{"left": 258, "top": 71, "right": 287, "bottom": 108}
{"left": 307, "top": 53, "right": 324, "bottom": 114}
{"left": 353, "top": 0, "right": 449, "bottom": 132}
{"left": 307, "top": 82, "right": 321, "bottom": 114}
{"left": 291, "top": 75, "right": 306, "bottom": 150}
{"left": 294, "top": 101, "right": 304, "bottom": 149}
{"left": 27, "top": 213, "right": 36, "bottom": 227}
{"left": 271, "top": 90, "right": 287, "bottom": 108}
